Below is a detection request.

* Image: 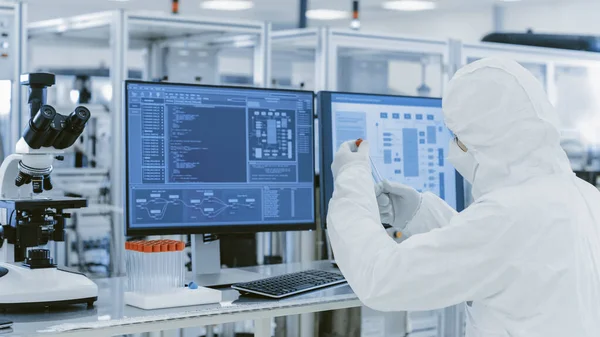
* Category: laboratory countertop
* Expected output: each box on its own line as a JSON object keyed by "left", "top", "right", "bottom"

{"left": 1, "top": 260, "right": 360, "bottom": 337}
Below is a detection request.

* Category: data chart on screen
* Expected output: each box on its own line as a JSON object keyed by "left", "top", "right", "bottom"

{"left": 329, "top": 93, "right": 457, "bottom": 208}
{"left": 126, "top": 82, "right": 315, "bottom": 231}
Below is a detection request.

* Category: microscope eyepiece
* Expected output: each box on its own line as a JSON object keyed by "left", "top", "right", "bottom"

{"left": 43, "top": 114, "right": 66, "bottom": 148}
{"left": 53, "top": 106, "right": 91, "bottom": 149}
{"left": 23, "top": 105, "right": 57, "bottom": 149}
{"left": 74, "top": 106, "right": 91, "bottom": 121}
{"left": 22, "top": 105, "right": 91, "bottom": 150}
{"left": 35, "top": 106, "right": 56, "bottom": 127}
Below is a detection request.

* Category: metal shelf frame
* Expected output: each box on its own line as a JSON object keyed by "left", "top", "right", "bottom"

{"left": 0, "top": 1, "right": 26, "bottom": 154}
{"left": 28, "top": 10, "right": 272, "bottom": 276}
{"left": 459, "top": 41, "right": 600, "bottom": 106}
{"left": 272, "top": 27, "right": 452, "bottom": 93}
{"left": 272, "top": 28, "right": 600, "bottom": 100}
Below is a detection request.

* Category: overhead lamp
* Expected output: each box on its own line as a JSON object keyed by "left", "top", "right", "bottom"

{"left": 200, "top": 0, "right": 254, "bottom": 11}
{"left": 306, "top": 9, "right": 350, "bottom": 20}
{"left": 382, "top": 0, "right": 437, "bottom": 11}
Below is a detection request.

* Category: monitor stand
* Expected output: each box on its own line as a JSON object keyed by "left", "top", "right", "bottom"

{"left": 191, "top": 234, "right": 263, "bottom": 288}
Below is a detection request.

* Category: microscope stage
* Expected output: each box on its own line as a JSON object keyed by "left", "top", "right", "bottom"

{"left": 0, "top": 197, "right": 87, "bottom": 210}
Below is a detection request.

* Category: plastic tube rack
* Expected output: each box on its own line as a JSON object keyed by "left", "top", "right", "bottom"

{"left": 124, "top": 240, "right": 222, "bottom": 310}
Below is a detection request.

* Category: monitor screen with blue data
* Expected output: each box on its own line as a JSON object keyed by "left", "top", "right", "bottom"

{"left": 318, "top": 91, "right": 464, "bottom": 228}
{"left": 125, "top": 81, "right": 316, "bottom": 235}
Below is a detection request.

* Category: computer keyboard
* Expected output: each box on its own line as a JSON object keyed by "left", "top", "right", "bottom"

{"left": 231, "top": 270, "right": 347, "bottom": 299}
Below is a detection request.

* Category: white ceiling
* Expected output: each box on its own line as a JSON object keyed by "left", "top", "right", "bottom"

{"left": 21, "top": 0, "right": 596, "bottom": 29}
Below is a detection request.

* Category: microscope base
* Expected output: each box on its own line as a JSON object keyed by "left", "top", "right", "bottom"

{"left": 0, "top": 263, "right": 98, "bottom": 309}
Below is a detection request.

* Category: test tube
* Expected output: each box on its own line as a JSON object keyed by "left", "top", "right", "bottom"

{"left": 143, "top": 243, "right": 152, "bottom": 293}
{"left": 355, "top": 139, "right": 384, "bottom": 184}
{"left": 162, "top": 241, "right": 168, "bottom": 290}
{"left": 167, "top": 240, "right": 176, "bottom": 288}
{"left": 177, "top": 241, "right": 185, "bottom": 288}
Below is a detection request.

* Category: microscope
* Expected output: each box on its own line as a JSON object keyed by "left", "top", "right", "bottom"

{"left": 0, "top": 73, "right": 98, "bottom": 309}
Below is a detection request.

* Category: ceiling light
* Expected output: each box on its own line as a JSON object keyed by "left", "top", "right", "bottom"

{"left": 306, "top": 9, "right": 350, "bottom": 20}
{"left": 200, "top": 0, "right": 254, "bottom": 11}
{"left": 382, "top": 0, "right": 437, "bottom": 11}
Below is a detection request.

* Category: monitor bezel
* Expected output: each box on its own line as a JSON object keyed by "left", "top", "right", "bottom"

{"left": 124, "top": 80, "right": 317, "bottom": 236}
{"left": 318, "top": 91, "right": 465, "bottom": 229}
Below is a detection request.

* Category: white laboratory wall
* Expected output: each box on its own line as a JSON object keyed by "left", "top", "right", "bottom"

{"left": 331, "top": 6, "right": 493, "bottom": 42}
{"left": 219, "top": 55, "right": 254, "bottom": 75}
{"left": 29, "top": 44, "right": 145, "bottom": 71}
{"left": 388, "top": 61, "right": 443, "bottom": 98}
{"left": 360, "top": 8, "right": 493, "bottom": 43}
{"left": 504, "top": 1, "right": 600, "bottom": 35}
{"left": 351, "top": 1, "right": 600, "bottom": 44}
{"left": 29, "top": 44, "right": 254, "bottom": 79}
{"left": 292, "top": 61, "right": 315, "bottom": 89}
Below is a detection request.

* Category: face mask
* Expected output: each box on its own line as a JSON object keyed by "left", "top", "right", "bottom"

{"left": 447, "top": 139, "right": 479, "bottom": 184}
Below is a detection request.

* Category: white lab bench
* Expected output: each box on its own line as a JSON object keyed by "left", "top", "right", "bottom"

{"left": 1, "top": 261, "right": 360, "bottom": 337}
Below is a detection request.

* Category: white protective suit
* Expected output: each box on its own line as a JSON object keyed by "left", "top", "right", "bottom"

{"left": 327, "top": 57, "right": 600, "bottom": 337}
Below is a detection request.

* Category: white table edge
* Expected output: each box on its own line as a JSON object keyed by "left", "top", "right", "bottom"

{"left": 36, "top": 299, "right": 363, "bottom": 337}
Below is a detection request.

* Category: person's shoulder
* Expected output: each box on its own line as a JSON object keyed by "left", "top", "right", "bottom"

{"left": 478, "top": 177, "right": 561, "bottom": 208}
{"left": 471, "top": 177, "right": 570, "bottom": 226}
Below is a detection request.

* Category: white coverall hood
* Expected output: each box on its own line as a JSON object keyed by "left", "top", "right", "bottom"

{"left": 442, "top": 57, "right": 572, "bottom": 198}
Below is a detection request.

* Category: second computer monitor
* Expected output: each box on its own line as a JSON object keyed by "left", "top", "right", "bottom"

{"left": 125, "top": 81, "right": 316, "bottom": 235}
{"left": 318, "top": 91, "right": 464, "bottom": 227}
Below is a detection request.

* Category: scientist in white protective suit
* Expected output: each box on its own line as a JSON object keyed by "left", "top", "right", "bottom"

{"left": 327, "top": 57, "right": 600, "bottom": 337}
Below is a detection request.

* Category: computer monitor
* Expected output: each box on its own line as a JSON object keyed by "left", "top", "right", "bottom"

{"left": 318, "top": 91, "right": 464, "bottom": 227}
{"left": 125, "top": 81, "right": 316, "bottom": 236}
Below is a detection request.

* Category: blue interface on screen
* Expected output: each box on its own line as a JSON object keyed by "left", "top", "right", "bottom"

{"left": 330, "top": 93, "right": 458, "bottom": 209}
{"left": 126, "top": 83, "right": 315, "bottom": 229}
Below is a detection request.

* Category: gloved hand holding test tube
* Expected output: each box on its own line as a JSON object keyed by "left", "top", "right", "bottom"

{"left": 354, "top": 139, "right": 384, "bottom": 184}
{"left": 354, "top": 138, "right": 403, "bottom": 239}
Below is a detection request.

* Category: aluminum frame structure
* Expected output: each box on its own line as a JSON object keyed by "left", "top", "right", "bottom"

{"left": 28, "top": 10, "right": 272, "bottom": 276}
{"left": 272, "top": 27, "right": 452, "bottom": 93}
{"left": 0, "top": 1, "right": 26, "bottom": 154}
{"left": 460, "top": 41, "right": 600, "bottom": 106}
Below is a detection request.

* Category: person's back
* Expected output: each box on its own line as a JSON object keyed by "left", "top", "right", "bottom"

{"left": 470, "top": 174, "right": 600, "bottom": 336}
{"left": 326, "top": 57, "right": 600, "bottom": 337}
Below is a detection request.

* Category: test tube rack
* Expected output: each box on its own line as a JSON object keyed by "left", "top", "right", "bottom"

{"left": 124, "top": 240, "right": 222, "bottom": 310}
